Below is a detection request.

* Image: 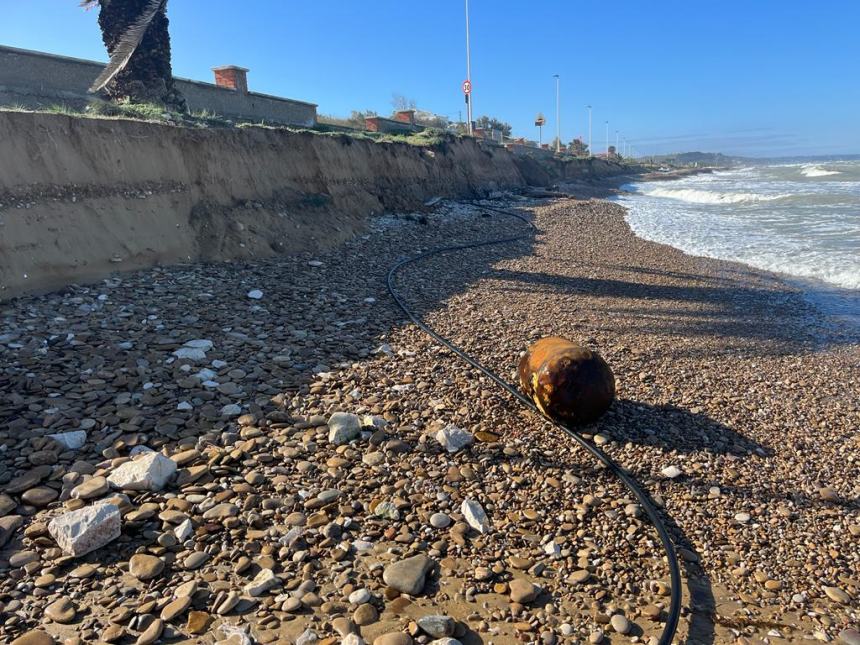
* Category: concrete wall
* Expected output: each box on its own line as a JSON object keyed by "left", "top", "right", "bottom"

{"left": 0, "top": 45, "right": 317, "bottom": 127}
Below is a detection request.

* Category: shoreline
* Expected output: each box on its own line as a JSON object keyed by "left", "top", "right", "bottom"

{"left": 0, "top": 194, "right": 857, "bottom": 644}
{"left": 580, "top": 168, "right": 860, "bottom": 337}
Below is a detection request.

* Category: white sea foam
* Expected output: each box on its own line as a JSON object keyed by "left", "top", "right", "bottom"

{"left": 641, "top": 187, "right": 787, "bottom": 204}
{"left": 801, "top": 165, "right": 841, "bottom": 177}
{"left": 614, "top": 161, "right": 860, "bottom": 316}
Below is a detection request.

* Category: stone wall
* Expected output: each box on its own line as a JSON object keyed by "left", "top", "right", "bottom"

{"left": 0, "top": 45, "right": 317, "bottom": 127}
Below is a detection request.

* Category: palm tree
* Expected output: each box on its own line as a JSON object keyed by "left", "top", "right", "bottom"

{"left": 82, "top": 0, "right": 185, "bottom": 111}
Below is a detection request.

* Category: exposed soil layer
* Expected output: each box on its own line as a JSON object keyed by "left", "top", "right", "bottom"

{"left": 0, "top": 112, "right": 629, "bottom": 300}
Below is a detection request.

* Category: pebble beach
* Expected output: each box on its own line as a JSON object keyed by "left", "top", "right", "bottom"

{"left": 1, "top": 193, "right": 858, "bottom": 645}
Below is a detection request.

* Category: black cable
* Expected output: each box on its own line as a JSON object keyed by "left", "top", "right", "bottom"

{"left": 386, "top": 201, "right": 682, "bottom": 645}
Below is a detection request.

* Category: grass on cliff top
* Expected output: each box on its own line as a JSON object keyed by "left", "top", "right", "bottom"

{"left": 1, "top": 101, "right": 455, "bottom": 149}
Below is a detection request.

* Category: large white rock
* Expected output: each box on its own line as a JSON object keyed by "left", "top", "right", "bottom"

{"left": 48, "top": 503, "right": 121, "bottom": 557}
{"left": 48, "top": 431, "right": 87, "bottom": 451}
{"left": 660, "top": 465, "right": 683, "bottom": 479}
{"left": 108, "top": 452, "right": 177, "bottom": 492}
{"left": 244, "top": 568, "right": 280, "bottom": 596}
{"left": 461, "top": 498, "right": 492, "bottom": 534}
{"left": 327, "top": 412, "right": 362, "bottom": 446}
{"left": 435, "top": 425, "right": 473, "bottom": 453}
{"left": 173, "top": 339, "right": 213, "bottom": 362}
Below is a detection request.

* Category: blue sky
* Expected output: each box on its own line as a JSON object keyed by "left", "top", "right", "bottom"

{"left": 2, "top": 1, "right": 859, "bottom": 157}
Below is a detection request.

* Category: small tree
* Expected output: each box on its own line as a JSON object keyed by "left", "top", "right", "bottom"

{"left": 391, "top": 94, "right": 417, "bottom": 111}
{"left": 475, "top": 115, "right": 512, "bottom": 137}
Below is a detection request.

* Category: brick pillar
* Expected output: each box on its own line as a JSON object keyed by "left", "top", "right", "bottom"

{"left": 394, "top": 110, "right": 416, "bottom": 124}
{"left": 212, "top": 66, "right": 249, "bottom": 93}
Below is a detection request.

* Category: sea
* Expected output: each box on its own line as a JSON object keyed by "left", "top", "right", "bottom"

{"left": 615, "top": 160, "right": 860, "bottom": 329}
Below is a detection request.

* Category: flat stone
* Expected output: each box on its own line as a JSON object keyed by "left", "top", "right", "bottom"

{"left": 47, "top": 431, "right": 87, "bottom": 451}
{"left": 349, "top": 588, "right": 371, "bottom": 605}
{"left": 160, "top": 596, "right": 192, "bottom": 621}
{"left": 823, "top": 586, "right": 851, "bottom": 604}
{"left": 373, "top": 635, "right": 413, "bottom": 645}
{"left": 4, "top": 465, "right": 52, "bottom": 494}
{"left": 417, "top": 615, "right": 455, "bottom": 638}
{"left": 183, "top": 551, "right": 209, "bottom": 569}
{"left": 589, "top": 629, "right": 604, "bottom": 644}
{"left": 21, "top": 486, "right": 58, "bottom": 507}
{"left": 244, "top": 568, "right": 280, "bottom": 596}
{"left": 45, "top": 597, "right": 76, "bottom": 623}
{"left": 71, "top": 476, "right": 109, "bottom": 500}
{"left": 328, "top": 412, "right": 362, "bottom": 445}
{"left": 838, "top": 629, "right": 860, "bottom": 645}
{"left": 460, "top": 498, "right": 491, "bottom": 534}
{"left": 353, "top": 603, "right": 378, "bottom": 626}
{"left": 383, "top": 554, "right": 434, "bottom": 595}
{"left": 48, "top": 504, "right": 121, "bottom": 557}
{"left": 0, "top": 515, "right": 23, "bottom": 548}
{"left": 202, "top": 502, "right": 239, "bottom": 519}
{"left": 135, "top": 618, "right": 163, "bottom": 645}
{"left": 509, "top": 578, "right": 538, "bottom": 604}
{"left": 186, "top": 611, "right": 211, "bottom": 634}
{"left": 108, "top": 452, "right": 177, "bottom": 492}
{"left": 570, "top": 569, "right": 591, "bottom": 584}
{"left": 129, "top": 554, "right": 165, "bottom": 580}
{"left": 10, "top": 631, "right": 55, "bottom": 645}
{"left": 0, "top": 493, "right": 16, "bottom": 516}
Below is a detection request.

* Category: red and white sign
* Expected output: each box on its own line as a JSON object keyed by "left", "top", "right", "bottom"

{"left": 462, "top": 79, "right": 472, "bottom": 95}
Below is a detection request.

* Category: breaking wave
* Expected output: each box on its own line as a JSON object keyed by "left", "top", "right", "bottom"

{"left": 801, "top": 165, "right": 841, "bottom": 177}
{"left": 641, "top": 187, "right": 788, "bottom": 204}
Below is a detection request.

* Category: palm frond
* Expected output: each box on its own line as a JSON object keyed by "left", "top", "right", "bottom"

{"left": 88, "top": 0, "right": 166, "bottom": 94}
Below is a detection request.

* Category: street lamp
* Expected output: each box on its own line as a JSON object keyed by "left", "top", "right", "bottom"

{"left": 586, "top": 105, "right": 592, "bottom": 157}
{"left": 464, "top": 0, "right": 473, "bottom": 135}
{"left": 553, "top": 74, "right": 560, "bottom": 153}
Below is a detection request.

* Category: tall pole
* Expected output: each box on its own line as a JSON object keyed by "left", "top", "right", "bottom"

{"left": 554, "top": 74, "right": 560, "bottom": 153}
{"left": 615, "top": 130, "right": 619, "bottom": 155}
{"left": 465, "top": 0, "right": 473, "bottom": 135}
{"left": 586, "top": 105, "right": 592, "bottom": 157}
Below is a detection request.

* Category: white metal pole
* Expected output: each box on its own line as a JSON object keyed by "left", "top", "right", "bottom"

{"left": 615, "top": 130, "right": 619, "bottom": 156}
{"left": 554, "top": 74, "right": 560, "bottom": 153}
{"left": 465, "top": 0, "right": 473, "bottom": 135}
{"left": 586, "top": 105, "right": 592, "bottom": 157}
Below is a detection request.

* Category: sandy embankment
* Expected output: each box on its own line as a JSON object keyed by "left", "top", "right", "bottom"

{"left": 1, "top": 190, "right": 857, "bottom": 644}
{"left": 0, "top": 110, "right": 633, "bottom": 301}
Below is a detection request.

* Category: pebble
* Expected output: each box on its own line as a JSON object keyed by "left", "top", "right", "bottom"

{"left": 429, "top": 512, "right": 451, "bottom": 529}
{"left": 610, "top": 614, "right": 631, "bottom": 634}
{"left": 417, "top": 615, "right": 455, "bottom": 638}
{"left": 45, "top": 597, "right": 76, "bottom": 623}
{"left": 10, "top": 632, "right": 55, "bottom": 645}
{"left": 509, "top": 578, "right": 538, "bottom": 604}
{"left": 382, "top": 554, "right": 434, "bottom": 595}
{"left": 129, "top": 554, "right": 164, "bottom": 580}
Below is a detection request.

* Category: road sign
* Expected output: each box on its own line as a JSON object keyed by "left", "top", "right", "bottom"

{"left": 535, "top": 112, "right": 546, "bottom": 127}
{"left": 462, "top": 79, "right": 472, "bottom": 95}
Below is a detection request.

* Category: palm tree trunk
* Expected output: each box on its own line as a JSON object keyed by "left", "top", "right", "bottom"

{"left": 97, "top": 0, "right": 186, "bottom": 111}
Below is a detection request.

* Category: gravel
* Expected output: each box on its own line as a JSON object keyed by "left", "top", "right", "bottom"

{"left": 0, "top": 195, "right": 857, "bottom": 644}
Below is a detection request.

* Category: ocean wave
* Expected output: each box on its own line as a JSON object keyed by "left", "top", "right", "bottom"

{"left": 641, "top": 187, "right": 788, "bottom": 204}
{"left": 801, "top": 165, "right": 841, "bottom": 177}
